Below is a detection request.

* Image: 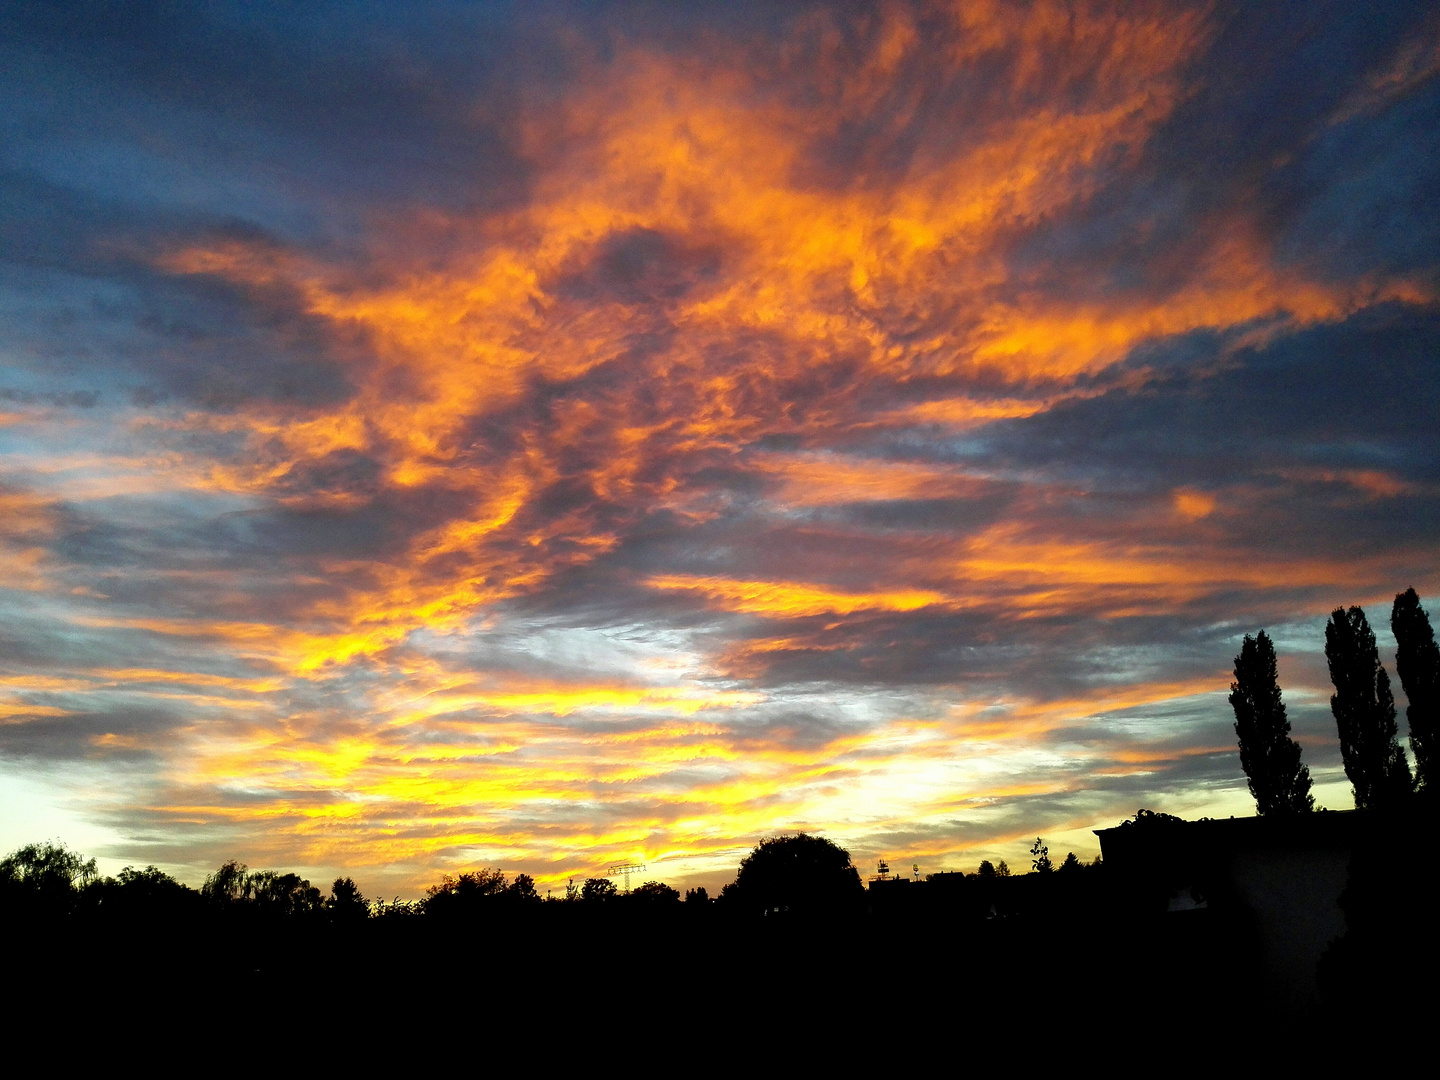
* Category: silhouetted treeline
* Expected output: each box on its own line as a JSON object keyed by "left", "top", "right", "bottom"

{"left": 0, "top": 832, "right": 1131, "bottom": 959}
{"left": 0, "top": 831, "right": 1116, "bottom": 931}
{"left": 0, "top": 827, "right": 1173, "bottom": 1039}
{"left": 6, "top": 810, "right": 1433, "bottom": 1044}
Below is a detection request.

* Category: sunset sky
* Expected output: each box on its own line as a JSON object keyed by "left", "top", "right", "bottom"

{"left": 2, "top": 0, "right": 1438, "bottom": 896}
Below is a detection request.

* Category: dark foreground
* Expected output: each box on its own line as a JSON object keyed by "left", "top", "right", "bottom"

{"left": 10, "top": 892, "right": 1422, "bottom": 1059}
{"left": 8, "top": 804, "right": 1434, "bottom": 1054}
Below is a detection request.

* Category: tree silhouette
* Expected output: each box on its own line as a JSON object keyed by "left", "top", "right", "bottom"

{"left": 115, "top": 865, "right": 182, "bottom": 893}
{"left": 248, "top": 870, "right": 324, "bottom": 916}
{"left": 1325, "top": 606, "right": 1413, "bottom": 808}
{"left": 87, "top": 864, "right": 199, "bottom": 921}
{"left": 1059, "top": 852, "right": 1081, "bottom": 873}
{"left": 327, "top": 877, "right": 370, "bottom": 921}
{"left": 1229, "top": 630, "right": 1314, "bottom": 814}
{"left": 685, "top": 886, "right": 709, "bottom": 903}
{"left": 507, "top": 873, "right": 540, "bottom": 904}
{"left": 425, "top": 868, "right": 508, "bottom": 916}
{"left": 0, "top": 841, "right": 97, "bottom": 915}
{"left": 976, "top": 860, "right": 995, "bottom": 878}
{"left": 629, "top": 880, "right": 680, "bottom": 904}
{"left": 1030, "top": 838, "right": 1053, "bottom": 874}
{"left": 202, "top": 860, "right": 249, "bottom": 904}
{"left": 581, "top": 877, "right": 617, "bottom": 902}
{"left": 728, "top": 833, "right": 862, "bottom": 917}
{"left": 1391, "top": 588, "right": 1438, "bottom": 791}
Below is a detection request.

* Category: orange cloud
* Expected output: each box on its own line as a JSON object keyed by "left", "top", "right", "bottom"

{"left": 1173, "top": 489, "right": 1217, "bottom": 520}
{"left": 646, "top": 574, "right": 950, "bottom": 617}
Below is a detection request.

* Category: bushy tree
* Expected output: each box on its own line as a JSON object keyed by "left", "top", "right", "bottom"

{"left": 327, "top": 877, "right": 369, "bottom": 921}
{"left": 684, "top": 886, "right": 709, "bottom": 903}
{"left": 115, "top": 865, "right": 183, "bottom": 893}
{"left": 87, "top": 865, "right": 197, "bottom": 920}
{"left": 629, "top": 880, "right": 680, "bottom": 904}
{"left": 0, "top": 841, "right": 97, "bottom": 914}
{"left": 372, "top": 896, "right": 422, "bottom": 918}
{"left": 1325, "top": 606, "right": 1413, "bottom": 807}
{"left": 976, "top": 860, "right": 995, "bottom": 878}
{"left": 581, "top": 877, "right": 618, "bottom": 902}
{"left": 248, "top": 870, "right": 324, "bottom": 916}
{"left": 199, "top": 861, "right": 322, "bottom": 915}
{"left": 1392, "top": 588, "right": 1439, "bottom": 790}
{"left": 1229, "top": 630, "right": 1314, "bottom": 814}
{"left": 507, "top": 873, "right": 540, "bottom": 904}
{"left": 1059, "top": 852, "right": 1081, "bottom": 874}
{"left": 727, "top": 833, "right": 862, "bottom": 917}
{"left": 424, "top": 868, "right": 507, "bottom": 915}
{"left": 202, "top": 860, "right": 249, "bottom": 904}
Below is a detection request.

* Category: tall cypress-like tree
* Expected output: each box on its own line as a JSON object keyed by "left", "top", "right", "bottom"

{"left": 1391, "top": 588, "right": 1438, "bottom": 791}
{"left": 1325, "top": 606, "right": 1413, "bottom": 808}
{"left": 1229, "top": 630, "right": 1313, "bottom": 814}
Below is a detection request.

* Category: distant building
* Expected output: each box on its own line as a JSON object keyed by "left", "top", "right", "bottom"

{"left": 924, "top": 872, "right": 966, "bottom": 886}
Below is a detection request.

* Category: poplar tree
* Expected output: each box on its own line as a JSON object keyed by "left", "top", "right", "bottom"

{"left": 1229, "top": 630, "right": 1313, "bottom": 814}
{"left": 1391, "top": 588, "right": 1438, "bottom": 790}
{"left": 1325, "top": 606, "right": 1413, "bottom": 808}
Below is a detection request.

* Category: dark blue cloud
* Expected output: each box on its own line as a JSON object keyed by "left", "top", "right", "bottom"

{"left": 1279, "top": 83, "right": 1440, "bottom": 280}
{"left": 1006, "top": 0, "right": 1439, "bottom": 302}
{"left": 989, "top": 303, "right": 1440, "bottom": 484}
{"left": 1, "top": 1, "right": 534, "bottom": 218}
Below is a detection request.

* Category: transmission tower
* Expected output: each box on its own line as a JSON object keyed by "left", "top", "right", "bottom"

{"left": 607, "top": 863, "right": 646, "bottom": 892}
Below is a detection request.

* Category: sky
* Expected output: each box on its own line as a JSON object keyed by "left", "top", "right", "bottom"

{"left": 2, "top": 0, "right": 1438, "bottom": 897}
